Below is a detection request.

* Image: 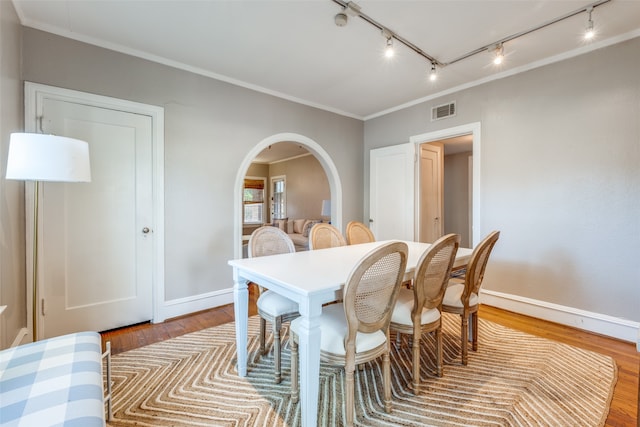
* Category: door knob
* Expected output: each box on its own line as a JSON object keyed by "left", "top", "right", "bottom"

{"left": 142, "top": 227, "right": 150, "bottom": 234}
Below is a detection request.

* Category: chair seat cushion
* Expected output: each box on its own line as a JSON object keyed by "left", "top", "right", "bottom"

{"left": 391, "top": 288, "right": 441, "bottom": 326}
{"left": 257, "top": 290, "right": 298, "bottom": 316}
{"left": 443, "top": 283, "right": 478, "bottom": 308}
{"left": 291, "top": 304, "right": 386, "bottom": 357}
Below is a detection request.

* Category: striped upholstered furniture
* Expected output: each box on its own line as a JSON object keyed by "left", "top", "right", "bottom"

{"left": 0, "top": 331, "right": 109, "bottom": 426}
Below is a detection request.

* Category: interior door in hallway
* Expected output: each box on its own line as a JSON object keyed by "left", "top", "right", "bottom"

{"left": 369, "top": 143, "right": 415, "bottom": 241}
{"left": 419, "top": 142, "right": 444, "bottom": 243}
{"left": 37, "top": 97, "right": 154, "bottom": 338}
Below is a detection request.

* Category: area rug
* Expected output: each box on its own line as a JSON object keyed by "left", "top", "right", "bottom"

{"left": 105, "top": 313, "right": 616, "bottom": 426}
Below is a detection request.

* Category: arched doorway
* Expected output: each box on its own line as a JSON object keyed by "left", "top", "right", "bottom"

{"left": 233, "top": 133, "right": 343, "bottom": 259}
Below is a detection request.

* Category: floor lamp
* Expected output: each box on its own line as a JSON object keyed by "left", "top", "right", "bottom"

{"left": 6, "top": 133, "right": 91, "bottom": 341}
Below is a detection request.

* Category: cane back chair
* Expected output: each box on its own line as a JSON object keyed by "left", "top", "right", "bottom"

{"left": 290, "top": 241, "right": 408, "bottom": 427}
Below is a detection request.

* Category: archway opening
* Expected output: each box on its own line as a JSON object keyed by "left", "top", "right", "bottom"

{"left": 233, "top": 133, "right": 343, "bottom": 259}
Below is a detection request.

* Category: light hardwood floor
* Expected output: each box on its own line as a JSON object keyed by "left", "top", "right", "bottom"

{"left": 101, "top": 289, "right": 639, "bottom": 427}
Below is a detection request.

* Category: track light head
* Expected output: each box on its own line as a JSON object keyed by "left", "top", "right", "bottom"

{"left": 584, "top": 7, "right": 595, "bottom": 39}
{"left": 384, "top": 37, "right": 394, "bottom": 58}
{"left": 492, "top": 43, "right": 504, "bottom": 65}
{"left": 334, "top": 12, "right": 348, "bottom": 27}
{"left": 429, "top": 62, "right": 437, "bottom": 81}
{"left": 381, "top": 28, "right": 394, "bottom": 58}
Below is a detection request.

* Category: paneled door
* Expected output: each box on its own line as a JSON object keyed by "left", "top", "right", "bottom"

{"left": 419, "top": 142, "right": 444, "bottom": 243}
{"left": 32, "top": 93, "right": 155, "bottom": 338}
{"left": 369, "top": 143, "right": 415, "bottom": 241}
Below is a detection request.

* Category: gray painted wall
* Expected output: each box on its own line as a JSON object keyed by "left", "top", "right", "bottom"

{"left": 364, "top": 37, "right": 640, "bottom": 323}
{"left": 20, "top": 28, "right": 363, "bottom": 304}
{"left": 0, "top": 1, "right": 27, "bottom": 349}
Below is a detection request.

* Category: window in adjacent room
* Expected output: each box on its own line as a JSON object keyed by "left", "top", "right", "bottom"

{"left": 271, "top": 175, "right": 286, "bottom": 220}
{"left": 243, "top": 177, "right": 266, "bottom": 224}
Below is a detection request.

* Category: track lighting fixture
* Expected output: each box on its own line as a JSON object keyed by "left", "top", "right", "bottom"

{"left": 492, "top": 44, "right": 505, "bottom": 65}
{"left": 585, "top": 7, "right": 595, "bottom": 39}
{"left": 330, "top": 0, "right": 611, "bottom": 80}
{"left": 429, "top": 62, "right": 437, "bottom": 81}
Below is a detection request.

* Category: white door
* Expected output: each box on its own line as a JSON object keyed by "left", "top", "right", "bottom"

{"left": 369, "top": 143, "right": 415, "bottom": 241}
{"left": 419, "top": 143, "right": 444, "bottom": 243}
{"left": 37, "top": 97, "right": 154, "bottom": 338}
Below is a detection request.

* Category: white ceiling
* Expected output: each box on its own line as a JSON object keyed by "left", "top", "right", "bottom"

{"left": 12, "top": 0, "right": 640, "bottom": 120}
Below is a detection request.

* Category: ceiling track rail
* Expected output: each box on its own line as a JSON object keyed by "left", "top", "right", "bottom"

{"left": 330, "top": 0, "right": 612, "bottom": 68}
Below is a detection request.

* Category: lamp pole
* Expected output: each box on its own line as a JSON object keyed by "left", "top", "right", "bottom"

{"left": 31, "top": 181, "right": 39, "bottom": 340}
{"left": 6, "top": 132, "right": 91, "bottom": 342}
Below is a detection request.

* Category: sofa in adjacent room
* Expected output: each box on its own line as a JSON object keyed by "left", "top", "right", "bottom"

{"left": 272, "top": 218, "right": 321, "bottom": 251}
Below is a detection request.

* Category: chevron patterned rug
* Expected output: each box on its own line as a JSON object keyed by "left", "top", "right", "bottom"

{"left": 105, "top": 314, "right": 616, "bottom": 427}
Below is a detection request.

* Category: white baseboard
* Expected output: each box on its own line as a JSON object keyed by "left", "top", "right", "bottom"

{"left": 154, "top": 287, "right": 639, "bottom": 344}
{"left": 156, "top": 288, "right": 234, "bottom": 323}
{"left": 480, "top": 289, "right": 639, "bottom": 343}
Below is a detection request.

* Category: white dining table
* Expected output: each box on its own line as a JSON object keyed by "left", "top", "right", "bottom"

{"left": 228, "top": 240, "right": 472, "bottom": 427}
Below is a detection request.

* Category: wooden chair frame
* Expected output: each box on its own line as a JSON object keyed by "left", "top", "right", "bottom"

{"left": 389, "top": 234, "right": 459, "bottom": 393}
{"left": 291, "top": 241, "right": 408, "bottom": 427}
{"left": 308, "top": 222, "right": 347, "bottom": 250}
{"left": 442, "top": 230, "right": 500, "bottom": 365}
{"left": 248, "top": 226, "right": 299, "bottom": 383}
{"left": 345, "top": 220, "right": 375, "bottom": 245}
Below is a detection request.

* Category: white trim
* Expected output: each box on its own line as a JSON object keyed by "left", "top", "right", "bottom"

{"left": 234, "top": 133, "right": 343, "bottom": 260}
{"left": 24, "top": 82, "right": 166, "bottom": 328}
{"left": 409, "top": 122, "right": 481, "bottom": 246}
{"left": 480, "top": 289, "right": 640, "bottom": 343}
{"left": 158, "top": 289, "right": 234, "bottom": 322}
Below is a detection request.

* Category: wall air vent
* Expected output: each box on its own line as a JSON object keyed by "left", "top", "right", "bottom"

{"left": 431, "top": 102, "right": 456, "bottom": 121}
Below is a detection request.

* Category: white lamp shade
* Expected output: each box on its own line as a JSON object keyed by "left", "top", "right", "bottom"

{"left": 6, "top": 133, "right": 91, "bottom": 182}
{"left": 321, "top": 199, "right": 331, "bottom": 217}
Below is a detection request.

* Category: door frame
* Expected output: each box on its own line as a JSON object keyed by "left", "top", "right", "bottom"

{"left": 270, "top": 175, "right": 287, "bottom": 221}
{"left": 24, "top": 82, "right": 166, "bottom": 333}
{"left": 410, "top": 122, "right": 481, "bottom": 246}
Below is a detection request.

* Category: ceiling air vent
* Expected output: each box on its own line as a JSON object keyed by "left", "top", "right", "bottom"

{"left": 431, "top": 102, "right": 456, "bottom": 121}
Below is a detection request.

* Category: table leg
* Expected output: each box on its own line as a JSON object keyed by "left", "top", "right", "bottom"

{"left": 296, "top": 312, "right": 322, "bottom": 427}
{"left": 233, "top": 276, "right": 249, "bottom": 376}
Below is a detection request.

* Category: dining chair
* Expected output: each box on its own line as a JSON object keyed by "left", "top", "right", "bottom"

{"left": 345, "top": 220, "right": 376, "bottom": 245}
{"left": 290, "top": 241, "right": 408, "bottom": 427}
{"left": 389, "top": 233, "right": 459, "bottom": 394}
{"left": 309, "top": 222, "right": 346, "bottom": 249}
{"left": 248, "top": 226, "right": 299, "bottom": 383}
{"left": 442, "top": 230, "right": 500, "bottom": 365}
